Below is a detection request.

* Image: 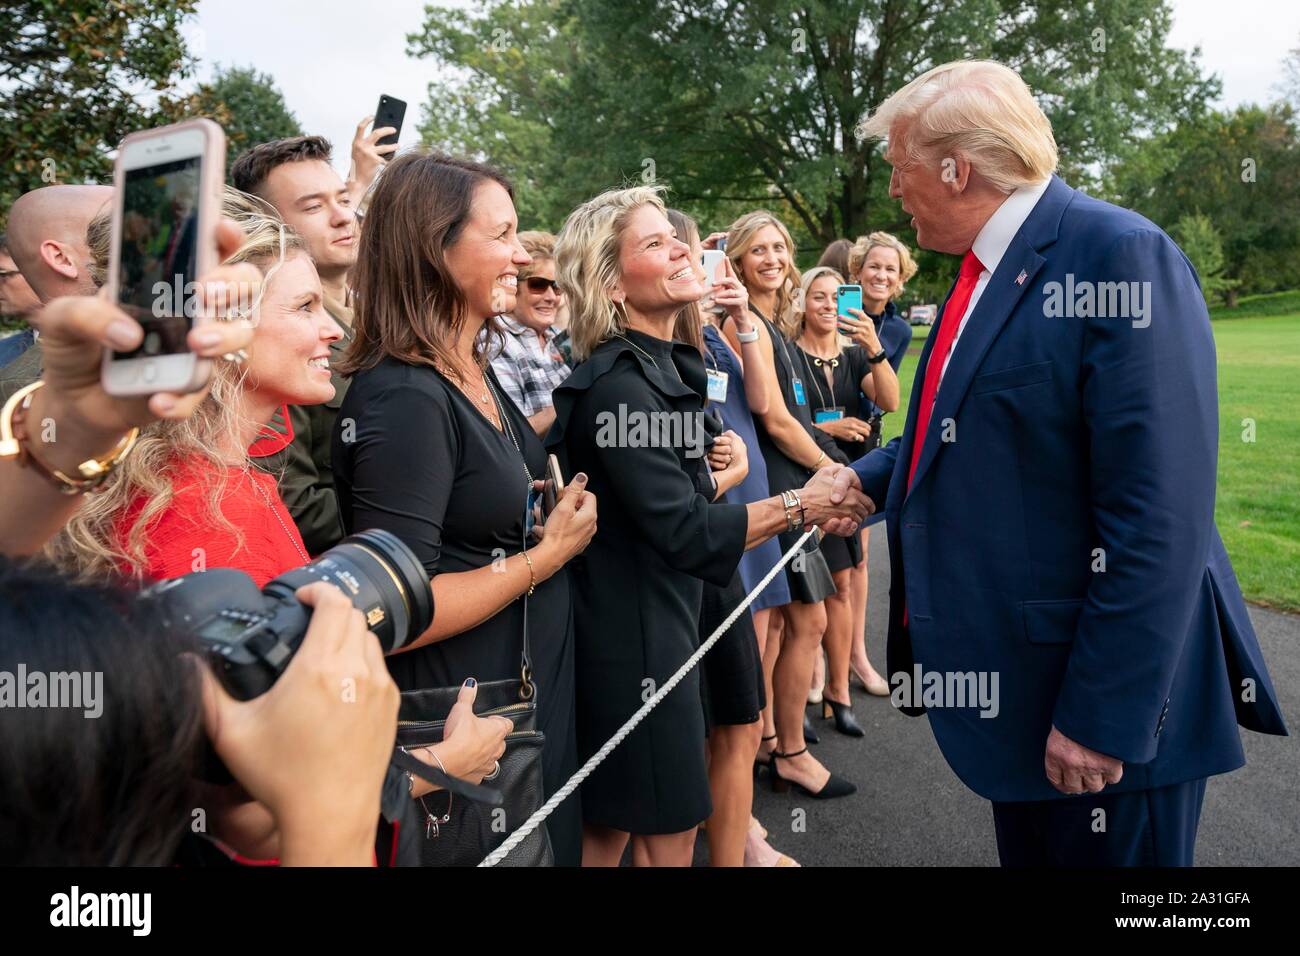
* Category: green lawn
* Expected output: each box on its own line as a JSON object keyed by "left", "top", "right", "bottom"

{"left": 876, "top": 309, "right": 1299, "bottom": 612}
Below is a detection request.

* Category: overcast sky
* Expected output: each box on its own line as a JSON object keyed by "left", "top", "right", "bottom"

{"left": 187, "top": 0, "right": 1300, "bottom": 176}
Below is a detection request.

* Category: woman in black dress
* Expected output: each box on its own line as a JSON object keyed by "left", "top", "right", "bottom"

{"left": 721, "top": 210, "right": 859, "bottom": 800}
{"left": 332, "top": 152, "right": 598, "bottom": 866}
{"left": 549, "top": 187, "right": 869, "bottom": 865}
{"left": 791, "top": 266, "right": 900, "bottom": 737}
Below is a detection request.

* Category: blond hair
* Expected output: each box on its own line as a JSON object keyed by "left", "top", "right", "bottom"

{"left": 791, "top": 266, "right": 847, "bottom": 341}
{"left": 726, "top": 210, "right": 801, "bottom": 336}
{"left": 857, "top": 59, "right": 1057, "bottom": 194}
{"left": 86, "top": 207, "right": 112, "bottom": 289}
{"left": 847, "top": 231, "right": 918, "bottom": 298}
{"left": 556, "top": 185, "right": 677, "bottom": 362}
{"left": 517, "top": 230, "right": 556, "bottom": 283}
{"left": 47, "top": 189, "right": 309, "bottom": 581}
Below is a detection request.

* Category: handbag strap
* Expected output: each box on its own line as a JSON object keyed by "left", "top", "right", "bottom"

{"left": 391, "top": 747, "right": 503, "bottom": 806}
{"left": 487, "top": 371, "right": 536, "bottom": 703}
{"left": 519, "top": 593, "right": 534, "bottom": 701}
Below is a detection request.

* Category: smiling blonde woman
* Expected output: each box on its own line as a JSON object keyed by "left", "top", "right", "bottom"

{"left": 549, "top": 187, "right": 870, "bottom": 865}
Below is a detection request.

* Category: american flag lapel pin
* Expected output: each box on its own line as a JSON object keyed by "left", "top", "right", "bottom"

{"left": 1015, "top": 269, "right": 1028, "bottom": 286}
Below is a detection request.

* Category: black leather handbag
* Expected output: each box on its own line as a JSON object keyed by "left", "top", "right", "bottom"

{"left": 377, "top": 599, "right": 554, "bottom": 868}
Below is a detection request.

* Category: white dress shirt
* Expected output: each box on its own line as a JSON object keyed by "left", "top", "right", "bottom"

{"left": 938, "top": 177, "right": 1051, "bottom": 384}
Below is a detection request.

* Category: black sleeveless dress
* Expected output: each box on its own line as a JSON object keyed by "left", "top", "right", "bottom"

{"left": 792, "top": 343, "right": 870, "bottom": 569}
{"left": 748, "top": 308, "right": 836, "bottom": 604}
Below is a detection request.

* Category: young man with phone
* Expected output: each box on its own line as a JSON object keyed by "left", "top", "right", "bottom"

{"left": 229, "top": 125, "right": 392, "bottom": 553}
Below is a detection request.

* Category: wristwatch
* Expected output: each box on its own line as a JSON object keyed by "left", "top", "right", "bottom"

{"left": 735, "top": 327, "right": 759, "bottom": 343}
{"left": 867, "top": 348, "right": 888, "bottom": 365}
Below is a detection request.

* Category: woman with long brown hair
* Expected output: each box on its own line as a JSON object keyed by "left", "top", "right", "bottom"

{"left": 332, "top": 150, "right": 598, "bottom": 865}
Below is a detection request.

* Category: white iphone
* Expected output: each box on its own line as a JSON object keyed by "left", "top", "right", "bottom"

{"left": 700, "top": 250, "right": 727, "bottom": 291}
{"left": 102, "top": 118, "right": 226, "bottom": 396}
{"left": 701, "top": 249, "right": 727, "bottom": 315}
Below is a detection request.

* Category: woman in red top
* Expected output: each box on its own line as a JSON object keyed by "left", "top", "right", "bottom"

{"left": 50, "top": 192, "right": 340, "bottom": 586}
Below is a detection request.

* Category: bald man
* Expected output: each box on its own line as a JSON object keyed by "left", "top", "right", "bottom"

{"left": 0, "top": 234, "right": 42, "bottom": 370}
{"left": 0, "top": 185, "right": 113, "bottom": 404}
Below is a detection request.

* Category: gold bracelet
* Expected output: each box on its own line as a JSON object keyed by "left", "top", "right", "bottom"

{"left": 813, "top": 451, "right": 826, "bottom": 469}
{"left": 0, "top": 381, "right": 139, "bottom": 495}
{"left": 521, "top": 549, "right": 536, "bottom": 597}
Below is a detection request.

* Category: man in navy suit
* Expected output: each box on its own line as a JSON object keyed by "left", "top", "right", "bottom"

{"left": 829, "top": 60, "right": 1287, "bottom": 865}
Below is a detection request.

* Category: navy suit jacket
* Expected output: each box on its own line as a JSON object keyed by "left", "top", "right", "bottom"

{"left": 851, "top": 176, "right": 1287, "bottom": 802}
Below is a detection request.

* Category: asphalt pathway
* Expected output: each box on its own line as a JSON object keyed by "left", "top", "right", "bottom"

{"left": 741, "top": 525, "right": 1300, "bottom": 866}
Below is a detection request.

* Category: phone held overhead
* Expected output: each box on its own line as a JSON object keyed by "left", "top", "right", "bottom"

{"left": 102, "top": 118, "right": 226, "bottom": 397}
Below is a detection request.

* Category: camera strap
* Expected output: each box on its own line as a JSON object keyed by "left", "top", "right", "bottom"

{"left": 391, "top": 746, "right": 504, "bottom": 805}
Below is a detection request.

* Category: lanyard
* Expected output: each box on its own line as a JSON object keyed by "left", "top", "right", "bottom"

{"left": 796, "top": 346, "right": 832, "bottom": 411}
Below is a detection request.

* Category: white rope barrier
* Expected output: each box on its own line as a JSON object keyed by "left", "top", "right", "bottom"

{"left": 479, "top": 527, "right": 817, "bottom": 866}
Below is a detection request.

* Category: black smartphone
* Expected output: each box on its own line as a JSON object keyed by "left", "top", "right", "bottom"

{"left": 374, "top": 94, "right": 407, "bottom": 154}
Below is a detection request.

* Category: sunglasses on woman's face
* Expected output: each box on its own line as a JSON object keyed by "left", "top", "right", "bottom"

{"left": 524, "top": 276, "right": 563, "bottom": 295}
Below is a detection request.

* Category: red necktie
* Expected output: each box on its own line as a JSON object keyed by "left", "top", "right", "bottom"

{"left": 907, "top": 250, "right": 984, "bottom": 489}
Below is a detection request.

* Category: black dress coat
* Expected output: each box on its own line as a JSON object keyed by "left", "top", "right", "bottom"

{"left": 546, "top": 329, "right": 748, "bottom": 834}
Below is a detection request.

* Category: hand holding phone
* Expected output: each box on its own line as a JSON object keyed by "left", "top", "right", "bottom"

{"left": 373, "top": 95, "right": 407, "bottom": 155}
{"left": 544, "top": 454, "right": 564, "bottom": 516}
{"left": 103, "top": 119, "right": 226, "bottom": 397}
{"left": 836, "top": 284, "right": 863, "bottom": 334}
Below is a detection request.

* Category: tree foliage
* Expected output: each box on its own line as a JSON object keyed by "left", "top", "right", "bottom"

{"left": 161, "top": 64, "right": 303, "bottom": 170}
{"left": 1109, "top": 103, "right": 1300, "bottom": 303}
{"left": 0, "top": 0, "right": 199, "bottom": 224}
{"left": 1171, "top": 212, "right": 1238, "bottom": 306}
{"left": 409, "top": 0, "right": 1217, "bottom": 277}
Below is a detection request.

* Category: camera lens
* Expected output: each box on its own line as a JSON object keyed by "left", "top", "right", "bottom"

{"left": 265, "top": 528, "right": 433, "bottom": 653}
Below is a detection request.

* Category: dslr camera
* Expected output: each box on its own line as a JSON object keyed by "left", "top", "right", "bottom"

{"left": 139, "top": 529, "right": 432, "bottom": 700}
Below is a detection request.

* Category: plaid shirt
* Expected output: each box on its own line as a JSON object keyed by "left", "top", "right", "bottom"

{"left": 487, "top": 316, "right": 571, "bottom": 417}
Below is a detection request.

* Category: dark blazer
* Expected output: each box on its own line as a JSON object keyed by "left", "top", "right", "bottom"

{"left": 0, "top": 338, "right": 41, "bottom": 406}
{"left": 850, "top": 175, "right": 1286, "bottom": 802}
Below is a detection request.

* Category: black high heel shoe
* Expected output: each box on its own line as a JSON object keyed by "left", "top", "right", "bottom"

{"left": 802, "top": 712, "right": 820, "bottom": 745}
{"left": 822, "top": 695, "right": 865, "bottom": 738}
{"left": 769, "top": 748, "right": 857, "bottom": 799}
{"left": 753, "top": 734, "right": 778, "bottom": 776}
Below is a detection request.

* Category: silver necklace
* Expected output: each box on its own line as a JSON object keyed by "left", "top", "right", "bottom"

{"left": 486, "top": 377, "right": 535, "bottom": 487}
{"left": 615, "top": 332, "right": 682, "bottom": 383}
{"left": 249, "top": 471, "right": 309, "bottom": 563}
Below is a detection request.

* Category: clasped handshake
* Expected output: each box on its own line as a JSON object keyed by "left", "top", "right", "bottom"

{"left": 705, "top": 428, "right": 875, "bottom": 536}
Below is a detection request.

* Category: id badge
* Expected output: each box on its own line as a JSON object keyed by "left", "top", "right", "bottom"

{"left": 791, "top": 377, "right": 807, "bottom": 406}
{"left": 706, "top": 368, "right": 729, "bottom": 402}
{"left": 814, "top": 406, "right": 845, "bottom": 424}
